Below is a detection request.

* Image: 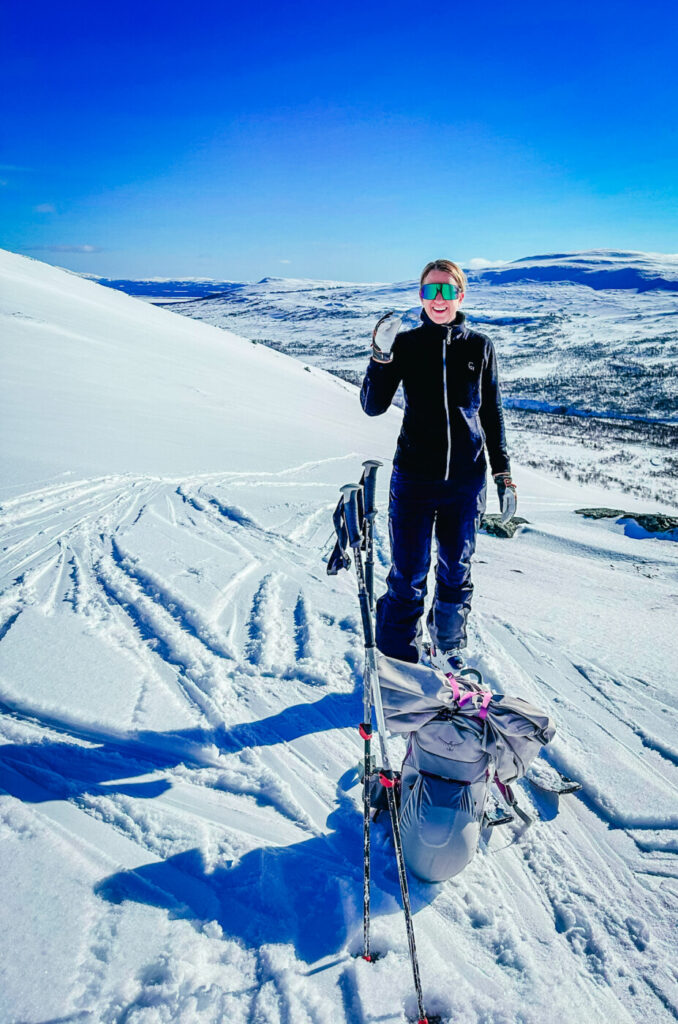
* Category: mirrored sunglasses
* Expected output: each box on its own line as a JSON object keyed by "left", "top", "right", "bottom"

{"left": 420, "top": 283, "right": 460, "bottom": 301}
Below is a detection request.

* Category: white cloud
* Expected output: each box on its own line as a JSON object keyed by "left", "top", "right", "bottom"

{"left": 34, "top": 203, "right": 56, "bottom": 214}
{"left": 23, "top": 244, "right": 103, "bottom": 253}
{"left": 280, "top": 259, "right": 291, "bottom": 264}
{"left": 467, "top": 257, "right": 508, "bottom": 270}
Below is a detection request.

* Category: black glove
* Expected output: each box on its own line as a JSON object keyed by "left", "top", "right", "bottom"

{"left": 494, "top": 473, "right": 517, "bottom": 524}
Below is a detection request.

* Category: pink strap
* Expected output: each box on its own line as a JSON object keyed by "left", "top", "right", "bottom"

{"left": 494, "top": 776, "right": 508, "bottom": 801}
{"left": 458, "top": 688, "right": 492, "bottom": 718}
{"left": 445, "top": 673, "right": 460, "bottom": 701}
{"left": 478, "top": 690, "right": 492, "bottom": 720}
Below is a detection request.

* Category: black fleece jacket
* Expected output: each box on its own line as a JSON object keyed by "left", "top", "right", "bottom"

{"left": 360, "top": 310, "right": 510, "bottom": 480}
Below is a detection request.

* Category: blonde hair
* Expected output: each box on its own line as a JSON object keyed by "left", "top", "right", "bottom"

{"left": 420, "top": 259, "right": 467, "bottom": 294}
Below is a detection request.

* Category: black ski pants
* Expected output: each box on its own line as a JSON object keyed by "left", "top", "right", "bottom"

{"left": 376, "top": 462, "right": 487, "bottom": 663}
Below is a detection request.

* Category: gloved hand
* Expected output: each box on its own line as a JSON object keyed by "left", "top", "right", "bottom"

{"left": 494, "top": 472, "right": 517, "bottom": 524}
{"left": 371, "top": 311, "right": 402, "bottom": 364}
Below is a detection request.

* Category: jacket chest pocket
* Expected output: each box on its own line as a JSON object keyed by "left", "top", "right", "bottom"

{"left": 451, "top": 358, "right": 482, "bottom": 409}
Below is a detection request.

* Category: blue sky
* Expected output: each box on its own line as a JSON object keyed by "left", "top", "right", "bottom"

{"left": 2, "top": 0, "right": 676, "bottom": 280}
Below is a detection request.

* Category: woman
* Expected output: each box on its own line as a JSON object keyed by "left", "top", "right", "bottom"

{"left": 360, "top": 259, "right": 516, "bottom": 672}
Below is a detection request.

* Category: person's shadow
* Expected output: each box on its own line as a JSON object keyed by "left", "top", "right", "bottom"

{"left": 96, "top": 782, "right": 370, "bottom": 963}
{"left": 94, "top": 768, "right": 426, "bottom": 964}
{"left": 0, "top": 683, "right": 363, "bottom": 807}
{"left": 1, "top": 690, "right": 433, "bottom": 964}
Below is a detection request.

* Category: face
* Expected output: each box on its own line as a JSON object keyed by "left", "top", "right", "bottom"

{"left": 420, "top": 269, "right": 464, "bottom": 325}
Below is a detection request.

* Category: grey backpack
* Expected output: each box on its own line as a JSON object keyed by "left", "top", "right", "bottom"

{"left": 377, "top": 654, "right": 556, "bottom": 883}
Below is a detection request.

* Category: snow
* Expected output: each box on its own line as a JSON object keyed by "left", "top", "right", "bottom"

{"left": 1, "top": 248, "right": 677, "bottom": 1023}
{"left": 0, "top": 249, "right": 394, "bottom": 492}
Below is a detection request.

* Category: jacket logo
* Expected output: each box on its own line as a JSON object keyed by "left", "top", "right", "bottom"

{"left": 468, "top": 361, "right": 476, "bottom": 371}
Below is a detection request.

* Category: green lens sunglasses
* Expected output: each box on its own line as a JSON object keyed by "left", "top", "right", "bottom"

{"left": 420, "top": 283, "right": 460, "bottom": 301}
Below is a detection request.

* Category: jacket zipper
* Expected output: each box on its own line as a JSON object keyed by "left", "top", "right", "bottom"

{"left": 443, "top": 326, "right": 452, "bottom": 480}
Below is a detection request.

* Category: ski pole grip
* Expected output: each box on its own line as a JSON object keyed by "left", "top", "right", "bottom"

{"left": 362, "top": 459, "right": 383, "bottom": 516}
{"left": 340, "top": 484, "right": 362, "bottom": 547}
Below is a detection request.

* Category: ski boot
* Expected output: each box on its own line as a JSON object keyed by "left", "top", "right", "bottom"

{"left": 429, "top": 644, "right": 466, "bottom": 674}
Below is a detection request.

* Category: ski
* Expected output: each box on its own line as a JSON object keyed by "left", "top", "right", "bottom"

{"left": 482, "top": 798, "right": 514, "bottom": 829}
{"left": 524, "top": 760, "right": 582, "bottom": 795}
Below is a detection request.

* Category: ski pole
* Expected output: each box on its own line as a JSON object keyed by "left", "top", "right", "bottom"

{"left": 357, "top": 461, "right": 381, "bottom": 959}
{"left": 343, "top": 484, "right": 429, "bottom": 1024}
{"left": 361, "top": 459, "right": 383, "bottom": 615}
{"left": 340, "top": 484, "right": 374, "bottom": 964}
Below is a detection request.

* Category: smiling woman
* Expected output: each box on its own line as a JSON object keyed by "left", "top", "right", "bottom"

{"left": 418, "top": 259, "right": 467, "bottom": 325}
{"left": 361, "top": 258, "right": 517, "bottom": 671}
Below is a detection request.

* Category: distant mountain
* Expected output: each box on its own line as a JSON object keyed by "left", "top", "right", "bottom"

{"left": 469, "top": 250, "right": 678, "bottom": 292}
{"left": 84, "top": 275, "right": 373, "bottom": 300}
{"left": 81, "top": 277, "right": 242, "bottom": 299}
{"left": 88, "top": 250, "right": 678, "bottom": 301}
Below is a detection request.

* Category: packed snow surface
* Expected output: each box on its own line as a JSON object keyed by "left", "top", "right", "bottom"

{"left": 1, "top": 249, "right": 677, "bottom": 1023}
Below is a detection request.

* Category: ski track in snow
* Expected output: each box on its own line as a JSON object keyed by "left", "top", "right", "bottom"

{"left": 1, "top": 465, "right": 677, "bottom": 1023}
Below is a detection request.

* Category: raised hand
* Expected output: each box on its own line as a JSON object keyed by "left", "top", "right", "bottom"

{"left": 371, "top": 311, "right": 402, "bottom": 364}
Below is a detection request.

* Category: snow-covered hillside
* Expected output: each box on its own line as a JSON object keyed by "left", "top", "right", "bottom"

{"left": 1, "top": 249, "right": 677, "bottom": 1023}
{"left": 472, "top": 249, "right": 678, "bottom": 291}
{"left": 0, "top": 250, "right": 400, "bottom": 495}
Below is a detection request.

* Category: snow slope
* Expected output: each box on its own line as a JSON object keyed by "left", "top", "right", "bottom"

{"left": 0, "top": 250, "right": 392, "bottom": 494}
{"left": 1, "top": 249, "right": 677, "bottom": 1024}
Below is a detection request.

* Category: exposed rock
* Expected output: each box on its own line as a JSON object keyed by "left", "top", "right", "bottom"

{"left": 629, "top": 513, "right": 678, "bottom": 533}
{"left": 575, "top": 508, "right": 678, "bottom": 533}
{"left": 480, "top": 514, "right": 529, "bottom": 539}
{"left": 575, "top": 507, "right": 627, "bottom": 520}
